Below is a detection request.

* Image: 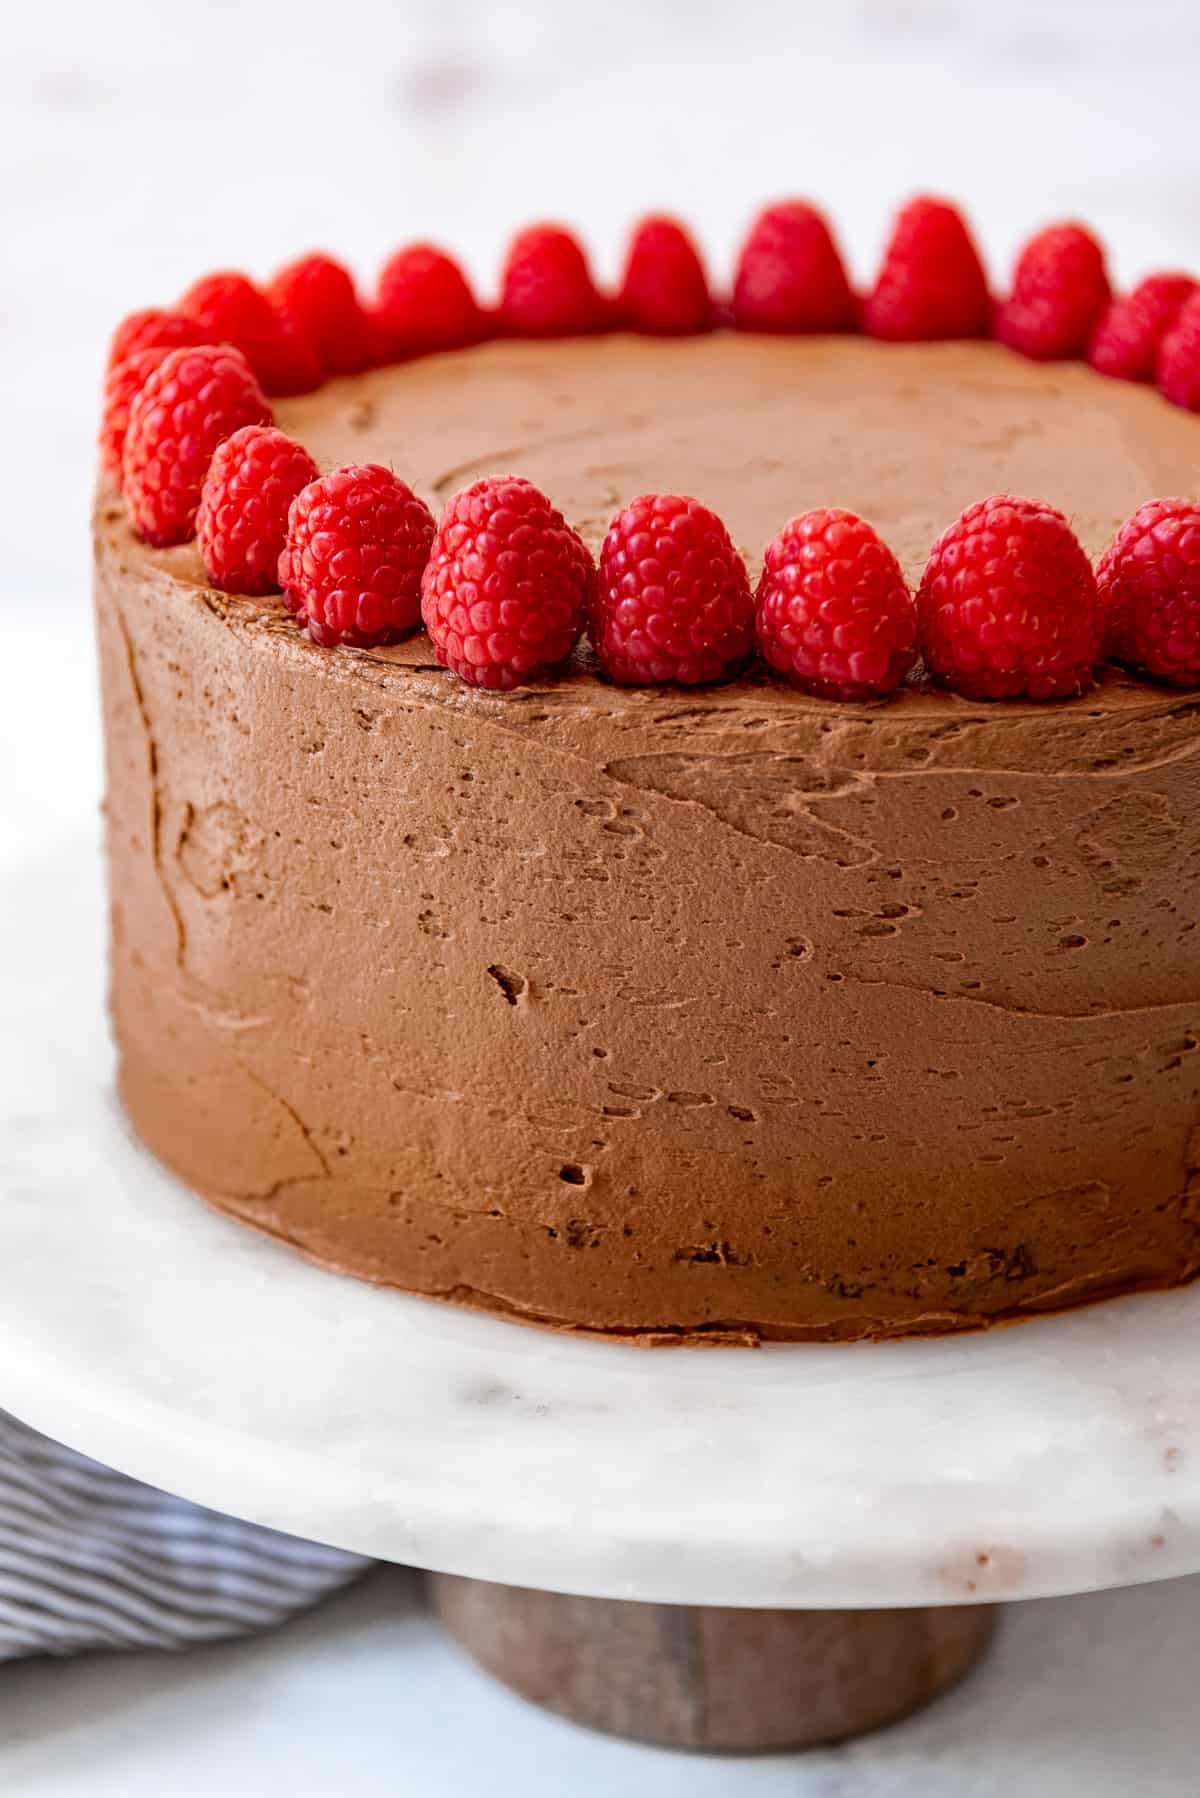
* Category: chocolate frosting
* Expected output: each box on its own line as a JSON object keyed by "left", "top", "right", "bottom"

{"left": 94, "top": 333, "right": 1200, "bottom": 1341}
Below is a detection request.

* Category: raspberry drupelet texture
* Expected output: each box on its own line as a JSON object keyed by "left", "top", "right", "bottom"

{"left": 1088, "top": 273, "right": 1196, "bottom": 383}
{"left": 100, "top": 345, "right": 173, "bottom": 473}
{"left": 121, "top": 345, "right": 272, "bottom": 548}
{"left": 279, "top": 464, "right": 435, "bottom": 649}
{"left": 179, "top": 271, "right": 322, "bottom": 396}
{"left": 864, "top": 196, "right": 990, "bottom": 342}
{"left": 196, "top": 426, "right": 319, "bottom": 597}
{"left": 1096, "top": 499, "right": 1200, "bottom": 687}
{"left": 755, "top": 510, "right": 917, "bottom": 701}
{"left": 106, "top": 307, "right": 208, "bottom": 372}
{"left": 617, "top": 216, "right": 712, "bottom": 335}
{"left": 917, "top": 495, "right": 1102, "bottom": 701}
{"left": 1156, "top": 291, "right": 1200, "bottom": 411}
{"left": 591, "top": 493, "right": 754, "bottom": 685}
{"left": 995, "top": 223, "right": 1111, "bottom": 361}
{"left": 376, "top": 244, "right": 485, "bottom": 356}
{"left": 268, "top": 253, "right": 376, "bottom": 377}
{"left": 731, "top": 200, "right": 857, "bottom": 334}
{"left": 421, "top": 477, "right": 593, "bottom": 689}
{"left": 498, "top": 225, "right": 607, "bottom": 337}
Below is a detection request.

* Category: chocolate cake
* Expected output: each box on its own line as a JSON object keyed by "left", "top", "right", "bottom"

{"left": 94, "top": 211, "right": 1200, "bottom": 1342}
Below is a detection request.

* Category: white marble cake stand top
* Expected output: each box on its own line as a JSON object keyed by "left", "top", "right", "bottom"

{"left": 3, "top": 827, "right": 1200, "bottom": 1610}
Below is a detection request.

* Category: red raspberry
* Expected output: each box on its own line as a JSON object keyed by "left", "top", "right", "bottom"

{"left": 498, "top": 225, "right": 607, "bottom": 337}
{"left": 995, "top": 223, "right": 1111, "bottom": 360}
{"left": 591, "top": 493, "right": 753, "bottom": 686}
{"left": 179, "top": 271, "right": 322, "bottom": 396}
{"left": 360, "top": 306, "right": 398, "bottom": 368}
{"left": 864, "top": 196, "right": 990, "bottom": 342}
{"left": 731, "top": 200, "right": 857, "bottom": 334}
{"left": 122, "top": 344, "right": 272, "bottom": 547}
{"left": 279, "top": 464, "right": 434, "bottom": 649}
{"left": 106, "top": 307, "right": 208, "bottom": 371}
{"left": 1088, "top": 273, "right": 1196, "bottom": 382}
{"left": 1156, "top": 291, "right": 1200, "bottom": 411}
{"left": 268, "top": 253, "right": 375, "bottom": 377}
{"left": 917, "top": 496, "right": 1102, "bottom": 701}
{"left": 617, "top": 215, "right": 712, "bottom": 334}
{"left": 100, "top": 345, "right": 173, "bottom": 474}
{"left": 421, "top": 478, "right": 593, "bottom": 689}
{"left": 196, "top": 426, "right": 319, "bottom": 596}
{"left": 376, "top": 243, "right": 485, "bottom": 356}
{"left": 1096, "top": 500, "right": 1200, "bottom": 686}
{"left": 755, "top": 510, "right": 916, "bottom": 702}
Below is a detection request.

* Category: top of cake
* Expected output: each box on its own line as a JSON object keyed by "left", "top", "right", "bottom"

{"left": 101, "top": 198, "right": 1200, "bottom": 704}
{"left": 275, "top": 333, "right": 1200, "bottom": 576}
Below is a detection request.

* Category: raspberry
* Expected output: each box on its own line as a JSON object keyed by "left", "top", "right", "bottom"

{"left": 864, "top": 196, "right": 990, "bottom": 342}
{"left": 591, "top": 493, "right": 753, "bottom": 685}
{"left": 617, "top": 215, "right": 712, "bottom": 334}
{"left": 917, "top": 496, "right": 1102, "bottom": 700}
{"left": 1088, "top": 273, "right": 1196, "bottom": 382}
{"left": 359, "top": 306, "right": 397, "bottom": 369}
{"left": 279, "top": 464, "right": 434, "bottom": 649}
{"left": 1096, "top": 500, "right": 1200, "bottom": 686}
{"left": 268, "top": 253, "right": 375, "bottom": 377}
{"left": 376, "top": 243, "right": 485, "bottom": 356}
{"left": 498, "top": 225, "right": 607, "bottom": 337}
{"left": 179, "top": 271, "right": 322, "bottom": 396}
{"left": 196, "top": 426, "right": 319, "bottom": 596}
{"left": 122, "top": 344, "right": 272, "bottom": 547}
{"left": 100, "top": 345, "right": 173, "bottom": 473}
{"left": 755, "top": 510, "right": 916, "bottom": 701}
{"left": 1156, "top": 291, "right": 1200, "bottom": 411}
{"left": 731, "top": 200, "right": 856, "bottom": 334}
{"left": 995, "top": 223, "right": 1111, "bottom": 360}
{"left": 106, "top": 307, "right": 208, "bottom": 371}
{"left": 421, "top": 478, "right": 593, "bottom": 689}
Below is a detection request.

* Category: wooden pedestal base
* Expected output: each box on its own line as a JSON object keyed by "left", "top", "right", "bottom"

{"left": 430, "top": 1573, "right": 996, "bottom": 1753}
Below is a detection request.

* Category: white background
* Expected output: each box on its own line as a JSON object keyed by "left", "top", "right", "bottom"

{"left": 3, "top": 0, "right": 1200, "bottom": 1790}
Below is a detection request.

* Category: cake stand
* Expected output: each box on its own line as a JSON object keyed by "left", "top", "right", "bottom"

{"left": 5, "top": 830, "right": 1200, "bottom": 1752}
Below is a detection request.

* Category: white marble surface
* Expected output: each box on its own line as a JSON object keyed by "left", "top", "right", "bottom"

{"left": 2, "top": 1564, "right": 1200, "bottom": 1798}
{"left": 5, "top": 796, "right": 1200, "bottom": 1608}
{"left": 5, "top": 0, "right": 1200, "bottom": 1787}
{"left": 0, "top": 1562, "right": 1195, "bottom": 1798}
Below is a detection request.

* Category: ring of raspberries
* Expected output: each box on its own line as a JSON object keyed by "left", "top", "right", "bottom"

{"left": 103, "top": 198, "right": 1200, "bottom": 698}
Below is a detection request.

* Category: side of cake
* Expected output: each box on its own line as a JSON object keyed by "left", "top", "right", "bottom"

{"left": 94, "top": 201, "right": 1200, "bottom": 1341}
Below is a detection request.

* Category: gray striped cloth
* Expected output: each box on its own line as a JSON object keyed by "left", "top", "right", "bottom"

{"left": 0, "top": 1410, "right": 370, "bottom": 1661}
